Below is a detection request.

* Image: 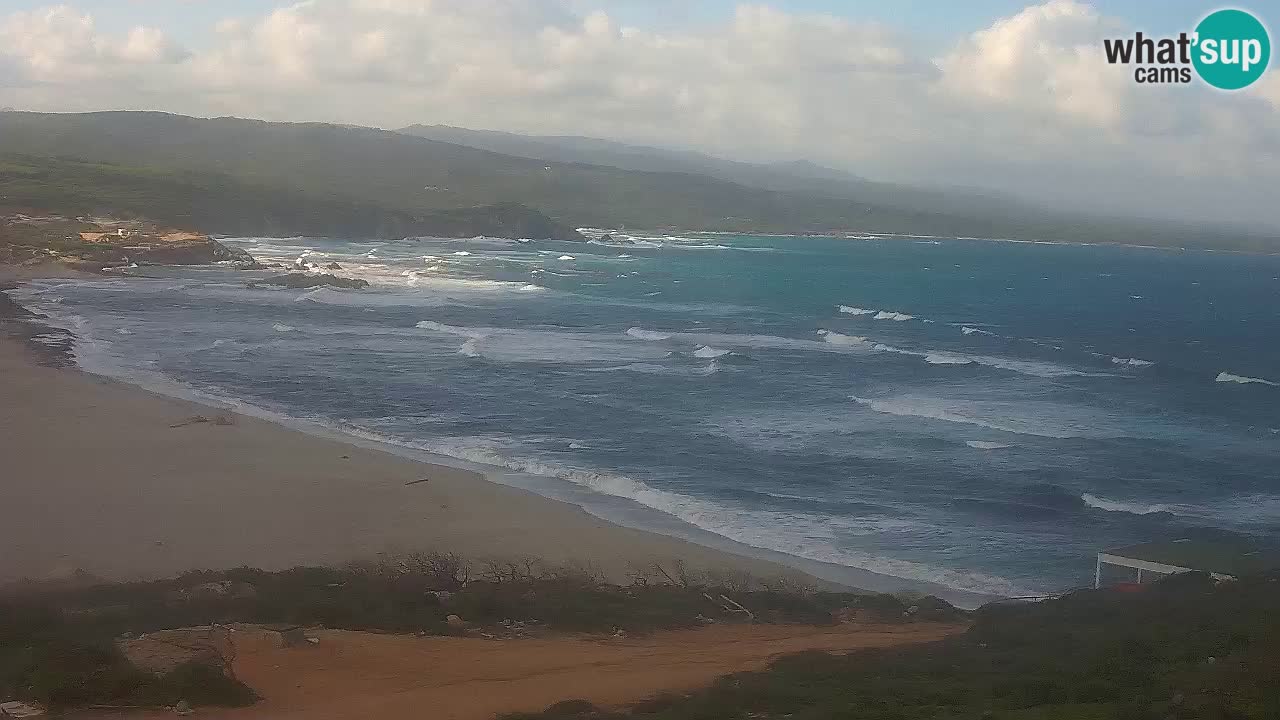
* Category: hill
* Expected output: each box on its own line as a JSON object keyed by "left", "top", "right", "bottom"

{"left": 0, "top": 111, "right": 1275, "bottom": 250}
{"left": 397, "top": 123, "right": 1029, "bottom": 217}
{"left": 0, "top": 152, "right": 580, "bottom": 241}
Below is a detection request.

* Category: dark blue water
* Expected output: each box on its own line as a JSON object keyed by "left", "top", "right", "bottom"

{"left": 13, "top": 231, "right": 1280, "bottom": 599}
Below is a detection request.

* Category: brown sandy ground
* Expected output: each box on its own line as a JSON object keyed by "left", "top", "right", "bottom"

{"left": 75, "top": 622, "right": 964, "bottom": 720}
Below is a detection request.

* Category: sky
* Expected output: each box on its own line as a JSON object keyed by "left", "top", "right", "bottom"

{"left": 1, "top": 0, "right": 1278, "bottom": 228}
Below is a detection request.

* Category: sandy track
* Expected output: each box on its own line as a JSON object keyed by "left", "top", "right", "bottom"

{"left": 161, "top": 623, "right": 960, "bottom": 720}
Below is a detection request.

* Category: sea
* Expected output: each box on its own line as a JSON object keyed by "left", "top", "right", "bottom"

{"left": 10, "top": 230, "right": 1280, "bottom": 605}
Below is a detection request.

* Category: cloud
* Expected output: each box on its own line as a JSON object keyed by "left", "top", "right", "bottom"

{"left": 0, "top": 5, "right": 187, "bottom": 84}
{"left": 937, "top": 0, "right": 1131, "bottom": 128}
{"left": 0, "top": 0, "right": 1277, "bottom": 228}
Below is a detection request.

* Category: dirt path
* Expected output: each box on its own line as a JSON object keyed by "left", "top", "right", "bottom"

{"left": 84, "top": 622, "right": 963, "bottom": 720}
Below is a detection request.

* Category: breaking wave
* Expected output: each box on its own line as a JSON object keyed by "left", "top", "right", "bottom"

{"left": 1081, "top": 493, "right": 1172, "bottom": 515}
{"left": 925, "top": 353, "right": 973, "bottom": 365}
{"left": 816, "top": 329, "right": 875, "bottom": 348}
{"left": 850, "top": 395, "right": 1112, "bottom": 439}
{"left": 1216, "top": 372, "right": 1278, "bottom": 386}
{"left": 838, "top": 305, "right": 876, "bottom": 316}
{"left": 626, "top": 327, "right": 672, "bottom": 341}
{"left": 369, "top": 434, "right": 1029, "bottom": 597}
{"left": 837, "top": 305, "right": 919, "bottom": 322}
{"left": 584, "top": 361, "right": 720, "bottom": 377}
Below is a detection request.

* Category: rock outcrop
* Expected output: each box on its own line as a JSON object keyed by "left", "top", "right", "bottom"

{"left": 250, "top": 273, "right": 370, "bottom": 290}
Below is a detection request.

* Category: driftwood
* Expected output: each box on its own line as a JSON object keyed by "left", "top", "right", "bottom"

{"left": 703, "top": 592, "right": 755, "bottom": 621}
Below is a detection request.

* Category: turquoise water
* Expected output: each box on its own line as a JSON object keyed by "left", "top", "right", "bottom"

{"left": 13, "top": 231, "right": 1280, "bottom": 601}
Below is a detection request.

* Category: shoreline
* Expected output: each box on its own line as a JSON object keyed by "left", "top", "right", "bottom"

{"left": 0, "top": 330, "right": 810, "bottom": 590}
{"left": 1, "top": 266, "right": 998, "bottom": 607}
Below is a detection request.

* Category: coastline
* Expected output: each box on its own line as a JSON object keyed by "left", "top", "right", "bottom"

{"left": 0, "top": 267, "right": 843, "bottom": 594}
{"left": 0, "top": 336, "right": 825, "bottom": 590}
{"left": 1, "top": 266, "right": 1001, "bottom": 607}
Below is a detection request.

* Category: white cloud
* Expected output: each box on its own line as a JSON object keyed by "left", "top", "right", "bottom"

{"left": 937, "top": 0, "right": 1128, "bottom": 126}
{"left": 0, "top": 5, "right": 187, "bottom": 83}
{"left": 0, "top": 0, "right": 1277, "bottom": 227}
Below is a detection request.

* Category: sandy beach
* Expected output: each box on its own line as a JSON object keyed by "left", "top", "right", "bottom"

{"left": 0, "top": 274, "right": 815, "bottom": 587}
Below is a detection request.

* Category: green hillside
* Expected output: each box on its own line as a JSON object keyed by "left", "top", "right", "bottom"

{"left": 0, "top": 153, "right": 579, "bottom": 240}
{"left": 0, "top": 111, "right": 1275, "bottom": 250}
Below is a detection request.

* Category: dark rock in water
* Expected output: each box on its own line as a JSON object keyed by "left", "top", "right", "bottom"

{"left": 326, "top": 262, "right": 343, "bottom": 270}
{"left": 236, "top": 260, "right": 280, "bottom": 270}
{"left": 128, "top": 238, "right": 253, "bottom": 266}
{"left": 251, "top": 273, "right": 370, "bottom": 289}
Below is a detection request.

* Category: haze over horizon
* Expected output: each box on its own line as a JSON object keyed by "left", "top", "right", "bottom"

{"left": 2, "top": 0, "right": 1278, "bottom": 229}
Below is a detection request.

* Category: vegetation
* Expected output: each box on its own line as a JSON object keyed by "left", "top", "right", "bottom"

{"left": 504, "top": 572, "right": 1280, "bottom": 720}
{"left": 1, "top": 111, "right": 1275, "bottom": 251}
{"left": 0, "top": 555, "right": 956, "bottom": 711}
{"left": 0, "top": 152, "right": 581, "bottom": 242}
{"left": 0, "top": 602, "right": 255, "bottom": 710}
{"left": 0, "top": 209, "right": 252, "bottom": 267}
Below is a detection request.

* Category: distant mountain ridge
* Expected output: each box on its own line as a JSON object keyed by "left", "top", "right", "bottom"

{"left": 0, "top": 111, "right": 1273, "bottom": 251}
{"left": 396, "top": 124, "right": 1033, "bottom": 218}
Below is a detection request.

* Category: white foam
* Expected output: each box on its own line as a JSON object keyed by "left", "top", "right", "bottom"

{"left": 965, "top": 441, "right": 1012, "bottom": 450}
{"left": 420, "top": 321, "right": 670, "bottom": 364}
{"left": 961, "top": 326, "right": 995, "bottom": 336}
{"left": 453, "top": 251, "right": 472, "bottom": 256}
{"left": 1111, "top": 357, "right": 1155, "bottom": 368}
{"left": 630, "top": 326, "right": 1080, "bottom": 379}
{"left": 873, "top": 311, "right": 915, "bottom": 321}
{"left": 816, "top": 330, "right": 875, "bottom": 348}
{"left": 584, "top": 361, "right": 720, "bottom": 377}
{"left": 850, "top": 394, "right": 1115, "bottom": 439}
{"left": 398, "top": 435, "right": 1029, "bottom": 597}
{"left": 1216, "top": 372, "right": 1277, "bottom": 386}
{"left": 415, "top": 320, "right": 480, "bottom": 336}
{"left": 960, "top": 354, "right": 1099, "bottom": 378}
{"left": 692, "top": 345, "right": 731, "bottom": 358}
{"left": 837, "top": 305, "right": 876, "bottom": 316}
{"left": 626, "top": 327, "right": 672, "bottom": 341}
{"left": 1081, "top": 493, "right": 1171, "bottom": 515}
{"left": 925, "top": 353, "right": 974, "bottom": 365}
{"left": 272, "top": 323, "right": 296, "bottom": 332}
{"left": 557, "top": 255, "right": 575, "bottom": 261}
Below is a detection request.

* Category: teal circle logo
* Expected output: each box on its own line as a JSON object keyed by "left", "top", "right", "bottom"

{"left": 1192, "top": 9, "right": 1270, "bottom": 90}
